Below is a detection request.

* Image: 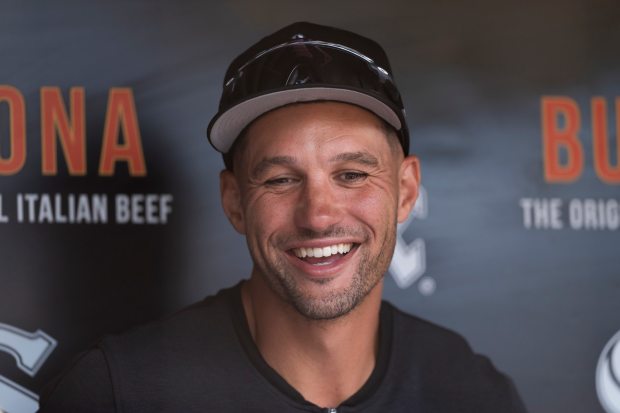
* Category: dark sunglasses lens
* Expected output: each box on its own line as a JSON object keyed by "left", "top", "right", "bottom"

{"left": 223, "top": 44, "right": 402, "bottom": 109}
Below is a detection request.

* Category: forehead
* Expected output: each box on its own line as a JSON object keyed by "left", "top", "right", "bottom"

{"left": 235, "top": 102, "right": 392, "bottom": 168}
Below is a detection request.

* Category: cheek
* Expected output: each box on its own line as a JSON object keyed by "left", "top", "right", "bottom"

{"left": 243, "top": 192, "right": 294, "bottom": 236}
{"left": 345, "top": 186, "right": 395, "bottom": 226}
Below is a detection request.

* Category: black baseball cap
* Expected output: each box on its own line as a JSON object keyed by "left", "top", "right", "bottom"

{"left": 207, "top": 22, "right": 409, "bottom": 162}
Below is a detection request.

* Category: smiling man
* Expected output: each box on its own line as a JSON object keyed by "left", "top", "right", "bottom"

{"left": 39, "top": 22, "right": 527, "bottom": 413}
{"left": 220, "top": 101, "right": 417, "bottom": 408}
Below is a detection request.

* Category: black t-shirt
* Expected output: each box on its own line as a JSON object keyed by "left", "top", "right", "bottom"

{"left": 38, "top": 283, "right": 527, "bottom": 412}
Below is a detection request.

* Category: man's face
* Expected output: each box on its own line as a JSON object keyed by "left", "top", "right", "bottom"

{"left": 221, "top": 102, "right": 419, "bottom": 320}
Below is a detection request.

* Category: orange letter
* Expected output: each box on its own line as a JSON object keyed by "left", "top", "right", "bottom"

{"left": 41, "top": 87, "right": 86, "bottom": 175}
{"left": 592, "top": 97, "right": 620, "bottom": 184}
{"left": 0, "top": 85, "right": 26, "bottom": 175}
{"left": 541, "top": 97, "right": 584, "bottom": 183}
{"left": 99, "top": 88, "right": 146, "bottom": 176}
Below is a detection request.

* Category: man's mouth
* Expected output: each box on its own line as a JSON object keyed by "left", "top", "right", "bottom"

{"left": 293, "top": 243, "right": 353, "bottom": 258}
{"left": 290, "top": 243, "right": 357, "bottom": 266}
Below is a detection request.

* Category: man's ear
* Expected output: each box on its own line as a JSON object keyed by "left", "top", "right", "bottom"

{"left": 397, "top": 155, "right": 421, "bottom": 223}
{"left": 220, "top": 170, "right": 246, "bottom": 234}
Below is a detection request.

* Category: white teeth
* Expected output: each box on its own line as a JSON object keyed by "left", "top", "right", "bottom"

{"left": 293, "top": 243, "right": 353, "bottom": 259}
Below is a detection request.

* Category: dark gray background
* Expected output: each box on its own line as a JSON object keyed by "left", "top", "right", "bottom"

{"left": 1, "top": 1, "right": 619, "bottom": 412}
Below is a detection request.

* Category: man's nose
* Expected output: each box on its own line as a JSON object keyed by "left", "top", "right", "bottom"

{"left": 294, "top": 176, "right": 343, "bottom": 232}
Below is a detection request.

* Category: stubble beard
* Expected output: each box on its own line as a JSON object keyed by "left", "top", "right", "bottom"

{"left": 257, "top": 224, "right": 397, "bottom": 321}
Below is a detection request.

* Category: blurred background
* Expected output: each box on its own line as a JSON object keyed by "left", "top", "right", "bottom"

{"left": 0, "top": 1, "right": 619, "bottom": 412}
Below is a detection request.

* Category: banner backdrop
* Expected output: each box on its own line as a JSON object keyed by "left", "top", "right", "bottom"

{"left": 1, "top": 1, "right": 619, "bottom": 412}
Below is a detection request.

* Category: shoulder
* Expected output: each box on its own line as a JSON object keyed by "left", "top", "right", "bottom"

{"left": 103, "top": 283, "right": 238, "bottom": 356}
{"left": 100, "top": 283, "right": 245, "bottom": 387}
{"left": 39, "top": 284, "right": 244, "bottom": 412}
{"left": 387, "top": 302, "right": 474, "bottom": 355}
{"left": 38, "top": 347, "right": 115, "bottom": 412}
{"left": 382, "top": 302, "right": 528, "bottom": 412}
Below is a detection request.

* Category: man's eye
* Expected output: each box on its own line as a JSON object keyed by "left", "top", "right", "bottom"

{"left": 265, "top": 177, "right": 295, "bottom": 186}
{"left": 340, "top": 171, "right": 368, "bottom": 182}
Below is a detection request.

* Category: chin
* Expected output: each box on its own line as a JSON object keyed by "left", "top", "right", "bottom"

{"left": 281, "top": 270, "right": 380, "bottom": 321}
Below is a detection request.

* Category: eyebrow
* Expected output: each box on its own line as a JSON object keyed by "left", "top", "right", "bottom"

{"left": 251, "top": 156, "right": 297, "bottom": 178}
{"left": 330, "top": 151, "right": 380, "bottom": 167}
{"left": 250, "top": 151, "right": 380, "bottom": 178}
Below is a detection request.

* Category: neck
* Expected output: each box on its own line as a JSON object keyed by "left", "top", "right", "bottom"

{"left": 241, "top": 272, "right": 383, "bottom": 408}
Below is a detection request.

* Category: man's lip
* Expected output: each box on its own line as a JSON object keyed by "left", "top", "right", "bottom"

{"left": 284, "top": 243, "right": 360, "bottom": 277}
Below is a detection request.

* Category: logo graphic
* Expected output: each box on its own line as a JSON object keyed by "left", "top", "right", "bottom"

{"left": 0, "top": 323, "right": 57, "bottom": 413}
{"left": 389, "top": 186, "right": 432, "bottom": 293}
{"left": 597, "top": 329, "right": 620, "bottom": 413}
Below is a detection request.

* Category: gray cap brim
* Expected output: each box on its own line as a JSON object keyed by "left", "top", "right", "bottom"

{"left": 208, "top": 87, "right": 402, "bottom": 153}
